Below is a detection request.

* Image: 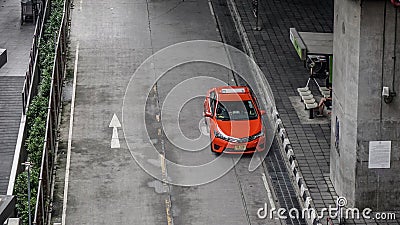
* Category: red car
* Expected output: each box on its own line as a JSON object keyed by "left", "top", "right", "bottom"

{"left": 204, "top": 86, "right": 266, "bottom": 154}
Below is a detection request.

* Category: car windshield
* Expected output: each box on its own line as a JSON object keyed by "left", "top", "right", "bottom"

{"left": 215, "top": 100, "right": 258, "bottom": 121}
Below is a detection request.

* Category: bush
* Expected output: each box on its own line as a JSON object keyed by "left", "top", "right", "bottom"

{"left": 14, "top": 169, "right": 39, "bottom": 224}
{"left": 15, "top": 0, "right": 66, "bottom": 223}
{"left": 26, "top": 95, "right": 48, "bottom": 128}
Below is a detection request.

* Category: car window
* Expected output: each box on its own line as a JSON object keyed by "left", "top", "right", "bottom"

{"left": 216, "top": 100, "right": 258, "bottom": 121}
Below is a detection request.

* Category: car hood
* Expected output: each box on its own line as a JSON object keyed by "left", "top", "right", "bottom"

{"left": 215, "top": 119, "right": 261, "bottom": 138}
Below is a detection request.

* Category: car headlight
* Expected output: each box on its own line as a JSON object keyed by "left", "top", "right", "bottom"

{"left": 214, "top": 130, "right": 229, "bottom": 141}
{"left": 249, "top": 131, "right": 264, "bottom": 141}
{"left": 214, "top": 130, "right": 239, "bottom": 143}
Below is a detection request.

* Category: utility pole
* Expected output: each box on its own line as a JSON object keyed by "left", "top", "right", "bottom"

{"left": 21, "top": 161, "right": 34, "bottom": 225}
{"left": 252, "top": 0, "right": 261, "bottom": 31}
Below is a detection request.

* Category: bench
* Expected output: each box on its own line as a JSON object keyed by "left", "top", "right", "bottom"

{"left": 306, "top": 102, "right": 318, "bottom": 118}
{"left": 302, "top": 94, "right": 314, "bottom": 101}
{"left": 318, "top": 86, "right": 332, "bottom": 112}
{"left": 297, "top": 87, "right": 318, "bottom": 119}
{"left": 319, "top": 86, "right": 331, "bottom": 98}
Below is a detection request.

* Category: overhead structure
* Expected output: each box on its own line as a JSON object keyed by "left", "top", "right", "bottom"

{"left": 289, "top": 28, "right": 333, "bottom": 61}
{"left": 289, "top": 28, "right": 333, "bottom": 86}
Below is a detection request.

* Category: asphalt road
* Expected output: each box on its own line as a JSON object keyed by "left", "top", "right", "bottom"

{"left": 64, "top": 0, "right": 285, "bottom": 224}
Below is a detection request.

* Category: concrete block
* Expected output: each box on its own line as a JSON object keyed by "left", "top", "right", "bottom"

{"left": 5, "top": 218, "right": 20, "bottom": 225}
{"left": 0, "top": 49, "right": 6, "bottom": 69}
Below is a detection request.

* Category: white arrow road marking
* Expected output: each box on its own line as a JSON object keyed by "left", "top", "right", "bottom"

{"left": 111, "top": 127, "right": 120, "bottom": 148}
{"left": 109, "top": 114, "right": 121, "bottom": 148}
{"left": 109, "top": 113, "right": 121, "bottom": 127}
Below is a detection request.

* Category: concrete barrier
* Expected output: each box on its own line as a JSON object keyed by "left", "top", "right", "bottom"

{"left": 5, "top": 218, "right": 21, "bottom": 225}
{"left": 0, "top": 195, "right": 16, "bottom": 225}
{"left": 0, "top": 49, "right": 6, "bottom": 68}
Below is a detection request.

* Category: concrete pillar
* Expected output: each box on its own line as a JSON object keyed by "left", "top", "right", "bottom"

{"left": 331, "top": 0, "right": 400, "bottom": 210}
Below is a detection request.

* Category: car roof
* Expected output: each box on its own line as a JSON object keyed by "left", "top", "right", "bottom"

{"left": 214, "top": 86, "right": 252, "bottom": 101}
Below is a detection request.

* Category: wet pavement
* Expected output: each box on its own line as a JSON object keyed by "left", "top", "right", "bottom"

{"left": 55, "top": 0, "right": 288, "bottom": 224}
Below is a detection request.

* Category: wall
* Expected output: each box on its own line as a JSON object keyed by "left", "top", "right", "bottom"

{"left": 331, "top": 0, "right": 361, "bottom": 208}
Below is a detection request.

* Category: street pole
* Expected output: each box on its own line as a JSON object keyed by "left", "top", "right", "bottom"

{"left": 22, "top": 161, "right": 33, "bottom": 225}
{"left": 252, "top": 0, "right": 261, "bottom": 31}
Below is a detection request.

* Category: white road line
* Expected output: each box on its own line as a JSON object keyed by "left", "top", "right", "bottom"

{"left": 79, "top": 0, "right": 82, "bottom": 11}
{"left": 262, "top": 173, "right": 276, "bottom": 209}
{"left": 62, "top": 42, "right": 79, "bottom": 225}
{"left": 207, "top": 0, "right": 215, "bottom": 17}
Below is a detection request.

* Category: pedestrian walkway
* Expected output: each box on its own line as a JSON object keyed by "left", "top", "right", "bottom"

{"left": 0, "top": 0, "right": 35, "bottom": 194}
{"left": 230, "top": 0, "right": 400, "bottom": 224}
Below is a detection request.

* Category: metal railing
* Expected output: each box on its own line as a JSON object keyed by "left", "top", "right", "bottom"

{"left": 7, "top": 0, "right": 49, "bottom": 199}
{"left": 7, "top": 0, "right": 70, "bottom": 222}
{"left": 21, "top": 0, "right": 50, "bottom": 115}
{"left": 32, "top": 0, "right": 70, "bottom": 223}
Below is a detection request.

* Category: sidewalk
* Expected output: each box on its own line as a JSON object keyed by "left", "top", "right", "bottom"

{"left": 230, "top": 0, "right": 400, "bottom": 224}
{"left": 0, "top": 0, "right": 35, "bottom": 194}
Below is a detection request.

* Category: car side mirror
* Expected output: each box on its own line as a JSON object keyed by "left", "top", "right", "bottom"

{"left": 204, "top": 111, "right": 212, "bottom": 117}
{"left": 260, "top": 110, "right": 266, "bottom": 115}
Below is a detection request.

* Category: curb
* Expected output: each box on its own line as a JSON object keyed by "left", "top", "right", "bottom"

{"left": 225, "top": 0, "right": 320, "bottom": 224}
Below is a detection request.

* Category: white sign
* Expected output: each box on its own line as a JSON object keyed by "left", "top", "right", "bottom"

{"left": 368, "top": 141, "right": 391, "bottom": 168}
{"left": 221, "top": 88, "right": 245, "bottom": 94}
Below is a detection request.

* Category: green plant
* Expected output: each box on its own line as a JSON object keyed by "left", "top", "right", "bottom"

{"left": 39, "top": 72, "right": 52, "bottom": 97}
{"left": 15, "top": 0, "right": 67, "bottom": 223}
{"left": 14, "top": 168, "right": 39, "bottom": 224}
{"left": 26, "top": 95, "right": 48, "bottom": 128}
